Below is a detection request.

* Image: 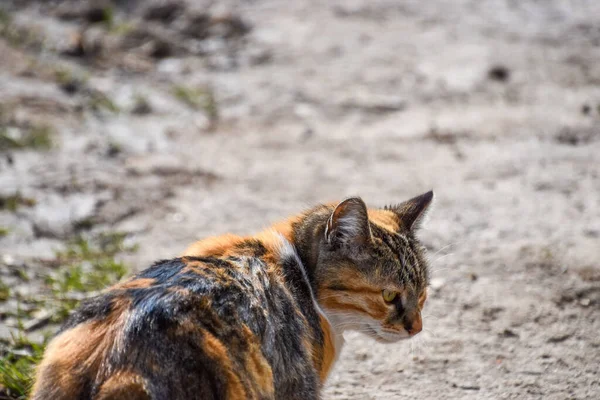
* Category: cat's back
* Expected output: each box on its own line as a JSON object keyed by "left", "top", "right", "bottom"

{"left": 32, "top": 253, "right": 322, "bottom": 400}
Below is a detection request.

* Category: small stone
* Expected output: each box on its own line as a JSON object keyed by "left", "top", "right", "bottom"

{"left": 459, "top": 384, "right": 481, "bottom": 391}
{"left": 170, "top": 213, "right": 184, "bottom": 223}
{"left": 23, "top": 310, "right": 52, "bottom": 332}
{"left": 143, "top": 2, "right": 185, "bottom": 23}
{"left": 131, "top": 97, "right": 153, "bottom": 116}
{"left": 488, "top": 65, "right": 510, "bottom": 82}
{"left": 579, "top": 298, "right": 590, "bottom": 307}
{"left": 581, "top": 104, "right": 591, "bottom": 115}
{"left": 547, "top": 332, "right": 572, "bottom": 343}
{"left": 248, "top": 47, "right": 273, "bottom": 66}
{"left": 150, "top": 40, "right": 174, "bottom": 59}
{"left": 500, "top": 329, "right": 519, "bottom": 338}
{"left": 430, "top": 278, "right": 445, "bottom": 290}
{"left": 2, "top": 254, "right": 15, "bottom": 266}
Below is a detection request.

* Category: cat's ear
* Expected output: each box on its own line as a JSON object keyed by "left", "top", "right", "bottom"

{"left": 325, "top": 197, "right": 371, "bottom": 248}
{"left": 388, "top": 190, "right": 434, "bottom": 231}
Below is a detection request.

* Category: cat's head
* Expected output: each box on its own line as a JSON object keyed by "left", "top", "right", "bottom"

{"left": 315, "top": 191, "right": 433, "bottom": 343}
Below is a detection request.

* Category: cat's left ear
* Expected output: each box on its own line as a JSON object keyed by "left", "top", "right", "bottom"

{"left": 325, "top": 197, "right": 372, "bottom": 248}
{"left": 388, "top": 190, "right": 434, "bottom": 231}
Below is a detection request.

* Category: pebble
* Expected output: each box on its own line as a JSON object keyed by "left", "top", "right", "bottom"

{"left": 430, "top": 277, "right": 445, "bottom": 290}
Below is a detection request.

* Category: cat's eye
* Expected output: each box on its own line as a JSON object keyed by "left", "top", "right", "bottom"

{"left": 382, "top": 289, "right": 397, "bottom": 303}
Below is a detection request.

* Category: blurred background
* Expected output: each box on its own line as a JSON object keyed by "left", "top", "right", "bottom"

{"left": 1, "top": 0, "right": 599, "bottom": 399}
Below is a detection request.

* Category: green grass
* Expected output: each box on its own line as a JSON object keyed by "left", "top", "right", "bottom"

{"left": 46, "top": 233, "right": 135, "bottom": 322}
{"left": 0, "top": 232, "right": 136, "bottom": 399}
{"left": 0, "top": 193, "right": 36, "bottom": 212}
{"left": 0, "top": 8, "right": 44, "bottom": 51}
{"left": 172, "top": 85, "right": 219, "bottom": 123}
{"left": 100, "top": 6, "right": 115, "bottom": 28}
{"left": 131, "top": 94, "right": 152, "bottom": 115}
{"left": 0, "top": 331, "right": 47, "bottom": 399}
{"left": 0, "top": 8, "right": 11, "bottom": 26}
{"left": 109, "top": 21, "right": 134, "bottom": 36}
{"left": 0, "top": 280, "right": 9, "bottom": 301}
{"left": 88, "top": 91, "right": 120, "bottom": 114}
{"left": 53, "top": 67, "right": 88, "bottom": 94}
{"left": 0, "top": 227, "right": 10, "bottom": 237}
{"left": 0, "top": 125, "right": 53, "bottom": 151}
{"left": 172, "top": 85, "right": 202, "bottom": 108}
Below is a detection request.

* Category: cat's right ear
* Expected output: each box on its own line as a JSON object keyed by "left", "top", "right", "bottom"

{"left": 325, "top": 197, "right": 371, "bottom": 248}
{"left": 388, "top": 190, "right": 434, "bottom": 231}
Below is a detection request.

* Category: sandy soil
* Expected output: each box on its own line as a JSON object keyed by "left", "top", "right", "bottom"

{"left": 1, "top": 0, "right": 599, "bottom": 398}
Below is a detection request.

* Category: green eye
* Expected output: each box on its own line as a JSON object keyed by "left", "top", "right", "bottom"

{"left": 382, "top": 289, "right": 397, "bottom": 303}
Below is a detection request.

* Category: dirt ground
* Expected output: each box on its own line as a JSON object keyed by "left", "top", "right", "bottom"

{"left": 1, "top": 0, "right": 599, "bottom": 399}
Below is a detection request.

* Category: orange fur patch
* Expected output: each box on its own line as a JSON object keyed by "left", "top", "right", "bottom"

{"left": 318, "top": 314, "right": 337, "bottom": 383}
{"left": 183, "top": 234, "right": 245, "bottom": 257}
{"left": 411, "top": 312, "right": 423, "bottom": 335}
{"left": 368, "top": 209, "right": 400, "bottom": 232}
{"left": 95, "top": 371, "right": 150, "bottom": 400}
{"left": 259, "top": 215, "right": 302, "bottom": 244}
{"left": 324, "top": 267, "right": 382, "bottom": 293}
{"left": 241, "top": 325, "right": 274, "bottom": 397}
{"left": 115, "top": 278, "right": 155, "bottom": 289}
{"left": 318, "top": 291, "right": 370, "bottom": 316}
{"left": 201, "top": 330, "right": 247, "bottom": 399}
{"left": 418, "top": 289, "right": 428, "bottom": 310}
{"left": 363, "top": 296, "right": 389, "bottom": 320}
{"left": 318, "top": 282, "right": 389, "bottom": 320}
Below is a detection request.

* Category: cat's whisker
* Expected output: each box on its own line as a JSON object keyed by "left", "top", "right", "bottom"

{"left": 422, "top": 328, "right": 438, "bottom": 338}
{"left": 429, "top": 242, "right": 457, "bottom": 258}
{"left": 431, "top": 252, "right": 456, "bottom": 265}
{"left": 333, "top": 320, "right": 364, "bottom": 327}
{"left": 434, "top": 238, "right": 468, "bottom": 254}
{"left": 331, "top": 322, "right": 368, "bottom": 330}
{"left": 429, "top": 267, "right": 450, "bottom": 275}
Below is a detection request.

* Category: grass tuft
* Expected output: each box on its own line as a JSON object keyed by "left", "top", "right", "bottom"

{"left": 0, "top": 8, "right": 44, "bottom": 51}
{"left": 54, "top": 67, "right": 88, "bottom": 94}
{"left": 0, "top": 332, "right": 47, "bottom": 399}
{"left": 0, "top": 232, "right": 136, "bottom": 399}
{"left": 0, "top": 8, "right": 11, "bottom": 26}
{"left": 100, "top": 6, "right": 115, "bottom": 28}
{"left": 0, "top": 125, "right": 53, "bottom": 151}
{"left": 46, "top": 233, "right": 135, "bottom": 323}
{"left": 172, "top": 85, "right": 219, "bottom": 124}
{"left": 0, "top": 193, "right": 36, "bottom": 212}
{"left": 131, "top": 94, "right": 152, "bottom": 115}
{"left": 0, "top": 280, "right": 9, "bottom": 301}
{"left": 89, "top": 91, "right": 120, "bottom": 114}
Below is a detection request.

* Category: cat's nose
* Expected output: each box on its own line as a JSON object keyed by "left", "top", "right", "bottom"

{"left": 403, "top": 312, "right": 422, "bottom": 336}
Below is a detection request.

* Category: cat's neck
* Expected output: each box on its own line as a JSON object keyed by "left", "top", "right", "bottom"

{"left": 263, "top": 206, "right": 332, "bottom": 288}
{"left": 265, "top": 209, "right": 345, "bottom": 381}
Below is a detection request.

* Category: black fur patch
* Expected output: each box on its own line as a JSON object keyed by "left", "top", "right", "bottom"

{"left": 59, "top": 292, "right": 117, "bottom": 333}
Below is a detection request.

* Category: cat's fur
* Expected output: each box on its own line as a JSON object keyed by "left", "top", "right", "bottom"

{"left": 31, "top": 192, "right": 433, "bottom": 400}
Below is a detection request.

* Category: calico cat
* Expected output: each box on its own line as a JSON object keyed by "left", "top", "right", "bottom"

{"left": 31, "top": 191, "right": 433, "bottom": 400}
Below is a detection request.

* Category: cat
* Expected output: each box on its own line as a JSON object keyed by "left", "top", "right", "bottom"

{"left": 31, "top": 191, "right": 433, "bottom": 400}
